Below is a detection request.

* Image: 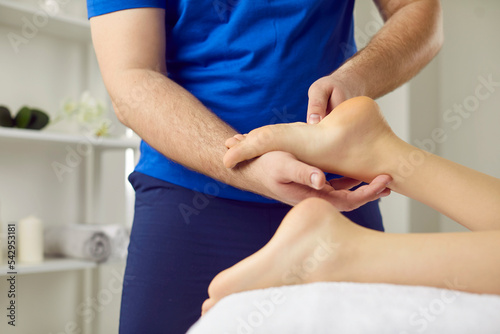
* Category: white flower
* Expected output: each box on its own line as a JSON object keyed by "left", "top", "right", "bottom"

{"left": 60, "top": 99, "right": 78, "bottom": 117}
{"left": 94, "top": 119, "right": 112, "bottom": 137}
{"left": 55, "top": 92, "right": 113, "bottom": 136}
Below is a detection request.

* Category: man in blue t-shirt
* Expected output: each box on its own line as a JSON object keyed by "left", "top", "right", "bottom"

{"left": 88, "top": 0, "right": 442, "bottom": 332}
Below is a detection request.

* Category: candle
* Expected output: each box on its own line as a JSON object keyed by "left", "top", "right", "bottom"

{"left": 19, "top": 215, "right": 44, "bottom": 264}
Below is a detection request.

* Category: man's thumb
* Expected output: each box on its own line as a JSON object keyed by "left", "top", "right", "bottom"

{"left": 307, "top": 83, "right": 330, "bottom": 124}
{"left": 285, "top": 158, "right": 326, "bottom": 190}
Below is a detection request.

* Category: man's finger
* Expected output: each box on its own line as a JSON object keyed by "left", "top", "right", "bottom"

{"left": 329, "top": 177, "right": 362, "bottom": 190}
{"left": 319, "top": 175, "right": 392, "bottom": 211}
{"left": 280, "top": 158, "right": 326, "bottom": 191}
{"left": 343, "top": 175, "right": 392, "bottom": 208}
{"left": 369, "top": 174, "right": 393, "bottom": 193}
{"left": 307, "top": 83, "right": 331, "bottom": 124}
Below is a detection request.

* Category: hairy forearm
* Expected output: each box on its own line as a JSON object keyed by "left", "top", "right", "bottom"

{"left": 109, "top": 69, "right": 265, "bottom": 194}
{"left": 336, "top": 0, "right": 443, "bottom": 99}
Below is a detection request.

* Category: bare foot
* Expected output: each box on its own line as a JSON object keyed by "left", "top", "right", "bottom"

{"left": 223, "top": 96, "right": 398, "bottom": 183}
{"left": 201, "top": 198, "right": 371, "bottom": 315}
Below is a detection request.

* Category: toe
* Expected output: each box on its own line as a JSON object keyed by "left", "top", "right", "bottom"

{"left": 201, "top": 298, "right": 217, "bottom": 316}
{"left": 225, "top": 135, "right": 245, "bottom": 148}
{"left": 225, "top": 138, "right": 237, "bottom": 148}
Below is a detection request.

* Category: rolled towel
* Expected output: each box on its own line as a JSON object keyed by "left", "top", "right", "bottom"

{"left": 44, "top": 224, "right": 129, "bottom": 263}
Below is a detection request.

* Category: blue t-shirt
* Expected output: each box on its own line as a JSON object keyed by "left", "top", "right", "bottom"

{"left": 88, "top": 0, "right": 357, "bottom": 203}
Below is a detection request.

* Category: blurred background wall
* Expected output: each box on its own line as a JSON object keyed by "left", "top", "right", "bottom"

{"left": 356, "top": 0, "right": 500, "bottom": 234}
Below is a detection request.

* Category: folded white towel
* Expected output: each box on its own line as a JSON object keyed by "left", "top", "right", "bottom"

{"left": 44, "top": 224, "right": 129, "bottom": 262}
{"left": 188, "top": 282, "right": 500, "bottom": 334}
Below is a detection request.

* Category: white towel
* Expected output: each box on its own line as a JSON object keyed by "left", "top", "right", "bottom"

{"left": 44, "top": 224, "right": 129, "bottom": 262}
{"left": 188, "top": 282, "right": 500, "bottom": 334}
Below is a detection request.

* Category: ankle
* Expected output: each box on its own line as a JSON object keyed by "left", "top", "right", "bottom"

{"left": 376, "top": 137, "right": 422, "bottom": 190}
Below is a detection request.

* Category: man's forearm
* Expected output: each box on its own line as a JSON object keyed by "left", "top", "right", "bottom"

{"left": 336, "top": 0, "right": 443, "bottom": 99}
{"left": 109, "top": 69, "right": 266, "bottom": 194}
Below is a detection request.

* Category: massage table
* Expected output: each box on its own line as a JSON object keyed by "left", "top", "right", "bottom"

{"left": 188, "top": 282, "right": 500, "bottom": 333}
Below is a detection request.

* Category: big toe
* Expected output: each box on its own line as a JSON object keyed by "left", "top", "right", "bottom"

{"left": 201, "top": 298, "right": 217, "bottom": 316}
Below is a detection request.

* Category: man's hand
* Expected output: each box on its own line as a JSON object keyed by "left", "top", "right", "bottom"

{"left": 306, "top": 74, "right": 355, "bottom": 124}
{"left": 225, "top": 97, "right": 396, "bottom": 199}
{"left": 245, "top": 151, "right": 391, "bottom": 211}
{"left": 307, "top": 0, "right": 443, "bottom": 125}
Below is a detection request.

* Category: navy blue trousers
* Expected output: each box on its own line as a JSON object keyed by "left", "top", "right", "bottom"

{"left": 119, "top": 172, "right": 383, "bottom": 334}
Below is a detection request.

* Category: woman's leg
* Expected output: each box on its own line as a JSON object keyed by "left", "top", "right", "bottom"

{"left": 223, "top": 96, "right": 500, "bottom": 231}
{"left": 203, "top": 198, "right": 500, "bottom": 314}
{"left": 202, "top": 96, "right": 500, "bottom": 312}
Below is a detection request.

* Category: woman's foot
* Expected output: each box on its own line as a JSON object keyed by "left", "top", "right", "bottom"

{"left": 201, "top": 198, "right": 371, "bottom": 315}
{"left": 223, "top": 96, "right": 398, "bottom": 183}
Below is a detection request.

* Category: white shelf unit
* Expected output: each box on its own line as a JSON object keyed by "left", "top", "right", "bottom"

{"left": 0, "top": 126, "right": 140, "bottom": 225}
{"left": 0, "top": 1, "right": 135, "bottom": 332}
{"left": 0, "top": 258, "right": 96, "bottom": 276}
{"left": 0, "top": 128, "right": 140, "bottom": 276}
{"left": 0, "top": 127, "right": 138, "bottom": 334}
{"left": 0, "top": 127, "right": 140, "bottom": 150}
{"left": 0, "top": 127, "right": 139, "bottom": 274}
{"left": 0, "top": 0, "right": 91, "bottom": 42}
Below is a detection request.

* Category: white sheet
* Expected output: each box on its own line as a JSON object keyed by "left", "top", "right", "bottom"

{"left": 188, "top": 282, "right": 500, "bottom": 334}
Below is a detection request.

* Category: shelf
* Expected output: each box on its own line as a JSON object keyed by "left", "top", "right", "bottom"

{"left": 0, "top": 257, "right": 97, "bottom": 276}
{"left": 0, "top": 0, "right": 91, "bottom": 42}
{"left": 0, "top": 127, "right": 140, "bottom": 149}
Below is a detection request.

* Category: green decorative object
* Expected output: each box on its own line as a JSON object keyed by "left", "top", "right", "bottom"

{"left": 0, "top": 105, "right": 50, "bottom": 130}
{"left": 15, "top": 106, "right": 32, "bottom": 128}
{"left": 28, "top": 109, "right": 50, "bottom": 130}
{"left": 0, "top": 106, "right": 14, "bottom": 127}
